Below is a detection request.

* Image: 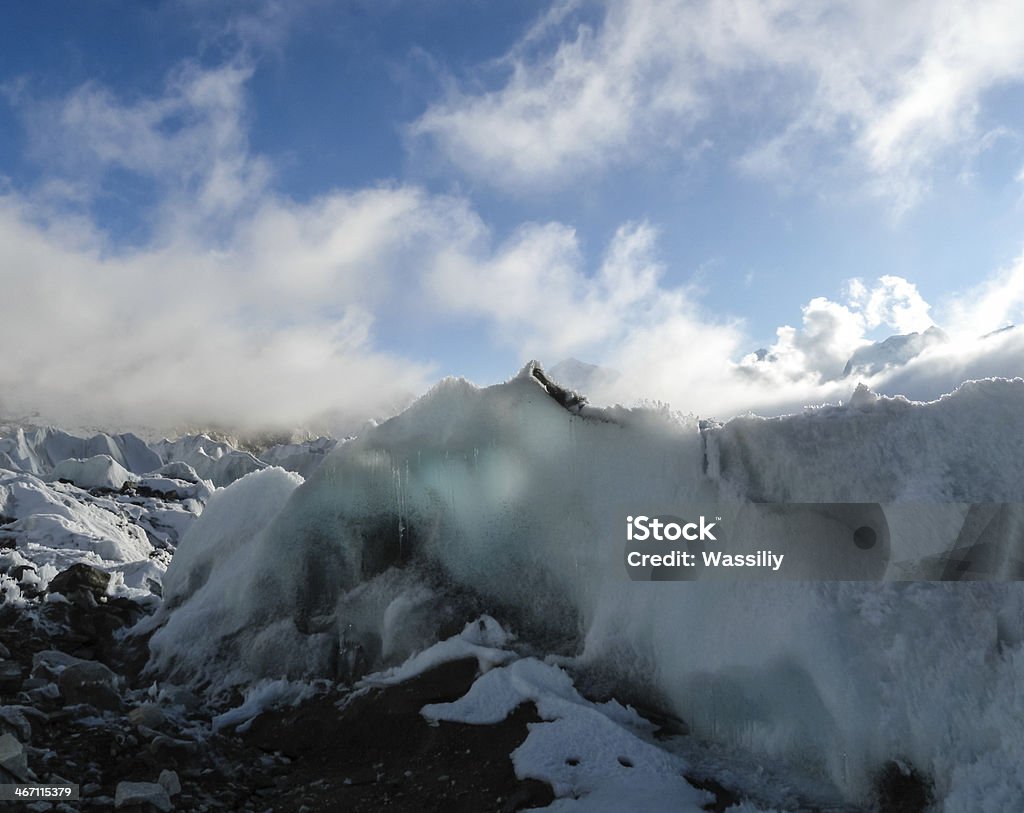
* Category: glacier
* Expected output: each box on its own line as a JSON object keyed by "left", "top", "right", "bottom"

{"left": 0, "top": 427, "right": 336, "bottom": 603}
{"left": 142, "top": 363, "right": 1024, "bottom": 808}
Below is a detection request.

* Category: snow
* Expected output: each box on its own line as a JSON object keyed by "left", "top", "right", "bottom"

{"left": 0, "top": 424, "right": 307, "bottom": 604}
{"left": 843, "top": 325, "right": 948, "bottom": 378}
{"left": 423, "top": 657, "right": 711, "bottom": 811}
{"left": 362, "top": 616, "right": 515, "bottom": 687}
{"left": 49, "top": 455, "right": 137, "bottom": 491}
{"left": 258, "top": 436, "right": 340, "bottom": 479}
{"left": 0, "top": 463, "right": 209, "bottom": 601}
{"left": 151, "top": 435, "right": 266, "bottom": 487}
{"left": 0, "top": 427, "right": 161, "bottom": 477}
{"left": 211, "top": 679, "right": 319, "bottom": 733}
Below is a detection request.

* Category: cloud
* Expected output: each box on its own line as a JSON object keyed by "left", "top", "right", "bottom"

{"left": 427, "top": 221, "right": 680, "bottom": 358}
{"left": 1, "top": 61, "right": 483, "bottom": 432}
{"left": 733, "top": 276, "right": 932, "bottom": 386}
{"left": 847, "top": 275, "right": 934, "bottom": 335}
{"left": 945, "top": 251, "right": 1024, "bottom": 336}
{"left": 5, "top": 39, "right": 1024, "bottom": 434}
{"left": 0, "top": 186, "right": 441, "bottom": 432}
{"left": 411, "top": 0, "right": 1024, "bottom": 208}
{"left": 14, "top": 60, "right": 269, "bottom": 236}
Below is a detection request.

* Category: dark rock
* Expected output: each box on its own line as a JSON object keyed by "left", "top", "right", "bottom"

{"left": 501, "top": 778, "right": 556, "bottom": 812}
{"left": 129, "top": 703, "right": 167, "bottom": 731}
{"left": 873, "top": 760, "right": 935, "bottom": 813}
{"left": 48, "top": 564, "right": 111, "bottom": 599}
{"left": 58, "top": 660, "right": 122, "bottom": 711}
{"left": 0, "top": 706, "right": 32, "bottom": 741}
{"left": 114, "top": 780, "right": 172, "bottom": 812}
{"left": 528, "top": 362, "right": 587, "bottom": 412}
{"left": 0, "top": 731, "right": 30, "bottom": 781}
{"left": 158, "top": 768, "right": 181, "bottom": 797}
{"left": 0, "top": 659, "right": 23, "bottom": 693}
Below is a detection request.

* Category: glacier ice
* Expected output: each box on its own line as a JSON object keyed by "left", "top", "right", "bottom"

{"left": 145, "top": 364, "right": 1024, "bottom": 806}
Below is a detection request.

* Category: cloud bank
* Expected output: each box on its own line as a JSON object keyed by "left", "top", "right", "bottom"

{"left": 412, "top": 0, "right": 1024, "bottom": 209}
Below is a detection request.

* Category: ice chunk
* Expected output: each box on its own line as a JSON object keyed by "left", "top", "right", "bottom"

{"left": 50, "top": 455, "right": 137, "bottom": 491}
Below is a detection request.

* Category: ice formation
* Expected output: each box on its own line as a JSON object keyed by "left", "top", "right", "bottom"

{"left": 0, "top": 425, "right": 341, "bottom": 602}
{"left": 144, "top": 364, "right": 1024, "bottom": 807}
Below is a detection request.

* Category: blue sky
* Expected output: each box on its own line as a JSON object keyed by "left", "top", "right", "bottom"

{"left": 5, "top": 0, "right": 1024, "bottom": 429}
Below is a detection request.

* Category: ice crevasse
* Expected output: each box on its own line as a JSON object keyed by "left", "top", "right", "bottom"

{"left": 145, "top": 363, "right": 1024, "bottom": 808}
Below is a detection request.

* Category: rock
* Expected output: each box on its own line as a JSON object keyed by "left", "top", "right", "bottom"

{"left": 129, "top": 703, "right": 167, "bottom": 731}
{"left": 873, "top": 760, "right": 934, "bottom": 813}
{"left": 0, "top": 706, "right": 32, "bottom": 741}
{"left": 158, "top": 768, "right": 181, "bottom": 797}
{"left": 0, "top": 659, "right": 22, "bottom": 692}
{"left": 0, "top": 731, "right": 30, "bottom": 781}
{"left": 27, "top": 683, "right": 61, "bottom": 704}
{"left": 47, "top": 563, "right": 111, "bottom": 599}
{"left": 114, "top": 780, "right": 172, "bottom": 812}
{"left": 58, "top": 660, "right": 122, "bottom": 711}
{"left": 148, "top": 733, "right": 197, "bottom": 755}
{"left": 0, "top": 641, "right": 10, "bottom": 658}
{"left": 32, "top": 649, "right": 86, "bottom": 680}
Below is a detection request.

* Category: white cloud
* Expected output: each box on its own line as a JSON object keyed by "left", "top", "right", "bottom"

{"left": 847, "top": 275, "right": 933, "bottom": 335}
{"left": 734, "top": 276, "right": 933, "bottom": 388}
{"left": 412, "top": 0, "right": 1024, "bottom": 208}
{"left": 945, "top": 251, "right": 1024, "bottom": 336}
{"left": 427, "top": 221, "right": 680, "bottom": 359}
{"left": 15, "top": 60, "right": 269, "bottom": 236}
{"left": 0, "top": 62, "right": 483, "bottom": 432}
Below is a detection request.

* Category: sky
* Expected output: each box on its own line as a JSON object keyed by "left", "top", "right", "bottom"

{"left": 5, "top": 0, "right": 1024, "bottom": 432}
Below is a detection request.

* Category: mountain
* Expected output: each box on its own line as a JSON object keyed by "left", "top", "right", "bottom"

{"left": 842, "top": 325, "right": 949, "bottom": 378}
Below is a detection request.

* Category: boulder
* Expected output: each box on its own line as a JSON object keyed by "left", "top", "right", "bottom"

{"left": 129, "top": 703, "right": 167, "bottom": 731}
{"left": 0, "top": 732, "right": 29, "bottom": 781}
{"left": 47, "top": 564, "right": 111, "bottom": 599}
{"left": 157, "top": 768, "right": 181, "bottom": 797}
{"left": 114, "top": 781, "right": 172, "bottom": 812}
{"left": 0, "top": 706, "right": 32, "bottom": 741}
{"left": 58, "top": 660, "right": 122, "bottom": 711}
{"left": 0, "top": 659, "right": 22, "bottom": 693}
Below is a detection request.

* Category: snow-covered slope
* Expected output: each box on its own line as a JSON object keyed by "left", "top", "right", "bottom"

{"left": 258, "top": 437, "right": 340, "bottom": 479}
{"left": 146, "top": 363, "right": 1024, "bottom": 808}
{"left": 0, "top": 427, "right": 161, "bottom": 477}
{"left": 0, "top": 466, "right": 212, "bottom": 600}
{"left": 151, "top": 435, "right": 267, "bottom": 487}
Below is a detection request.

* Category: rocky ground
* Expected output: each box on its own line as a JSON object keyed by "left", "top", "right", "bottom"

{"left": 0, "top": 561, "right": 933, "bottom": 813}
{"left": 0, "top": 563, "right": 560, "bottom": 812}
{"left": 0, "top": 561, "right": 731, "bottom": 813}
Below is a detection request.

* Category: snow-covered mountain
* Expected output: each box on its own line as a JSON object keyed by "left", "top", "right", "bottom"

{"left": 842, "top": 325, "right": 949, "bottom": 378}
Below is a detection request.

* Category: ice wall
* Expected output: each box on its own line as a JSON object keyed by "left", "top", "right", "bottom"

{"left": 147, "top": 367, "right": 1024, "bottom": 806}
